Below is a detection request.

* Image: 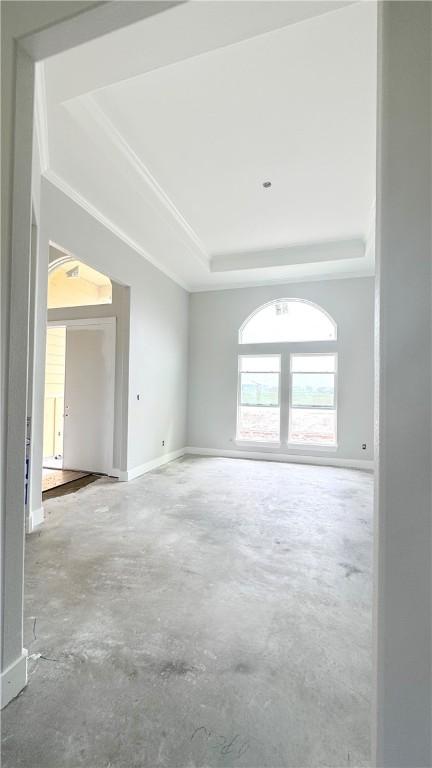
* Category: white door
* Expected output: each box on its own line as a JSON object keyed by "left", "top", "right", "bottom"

{"left": 63, "top": 320, "right": 115, "bottom": 474}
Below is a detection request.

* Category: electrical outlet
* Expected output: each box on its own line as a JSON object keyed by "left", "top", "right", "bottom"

{"left": 136, "top": 393, "right": 140, "bottom": 400}
{"left": 362, "top": 443, "right": 367, "bottom": 450}
{"left": 162, "top": 440, "right": 165, "bottom": 446}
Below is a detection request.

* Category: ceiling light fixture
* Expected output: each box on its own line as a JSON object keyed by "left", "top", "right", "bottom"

{"left": 262, "top": 181, "right": 272, "bottom": 188}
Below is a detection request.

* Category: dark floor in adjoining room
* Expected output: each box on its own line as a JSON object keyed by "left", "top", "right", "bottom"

{"left": 2, "top": 456, "right": 373, "bottom": 768}
{"left": 42, "top": 467, "right": 89, "bottom": 493}
{"left": 42, "top": 470, "right": 98, "bottom": 500}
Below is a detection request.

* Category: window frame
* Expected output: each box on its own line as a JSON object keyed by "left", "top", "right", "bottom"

{"left": 236, "top": 354, "right": 281, "bottom": 444}
{"left": 288, "top": 352, "right": 338, "bottom": 448}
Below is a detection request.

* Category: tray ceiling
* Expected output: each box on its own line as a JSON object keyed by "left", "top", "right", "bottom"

{"left": 38, "top": 0, "right": 377, "bottom": 290}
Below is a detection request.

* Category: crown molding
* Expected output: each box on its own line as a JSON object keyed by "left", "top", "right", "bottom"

{"left": 210, "top": 237, "right": 365, "bottom": 273}
{"left": 190, "top": 267, "right": 375, "bottom": 293}
{"left": 43, "top": 169, "right": 191, "bottom": 291}
{"left": 34, "top": 63, "right": 49, "bottom": 172}
{"left": 68, "top": 94, "right": 209, "bottom": 267}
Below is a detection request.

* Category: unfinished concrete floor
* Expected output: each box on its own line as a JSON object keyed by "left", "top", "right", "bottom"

{"left": 2, "top": 456, "right": 373, "bottom": 768}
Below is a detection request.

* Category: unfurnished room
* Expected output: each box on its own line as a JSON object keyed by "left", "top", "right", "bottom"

{"left": 1, "top": 3, "right": 431, "bottom": 768}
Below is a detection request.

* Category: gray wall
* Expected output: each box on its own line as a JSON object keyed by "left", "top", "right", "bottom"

{"left": 37, "top": 178, "right": 189, "bottom": 480}
{"left": 127, "top": 276, "right": 188, "bottom": 469}
{"left": 187, "top": 277, "right": 374, "bottom": 464}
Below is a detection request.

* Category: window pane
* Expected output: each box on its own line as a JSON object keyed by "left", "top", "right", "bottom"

{"left": 291, "top": 354, "right": 336, "bottom": 373}
{"left": 240, "top": 373, "right": 279, "bottom": 406}
{"left": 240, "top": 299, "right": 336, "bottom": 343}
{"left": 289, "top": 409, "right": 336, "bottom": 445}
{"left": 239, "top": 356, "right": 280, "bottom": 373}
{"left": 291, "top": 373, "right": 335, "bottom": 408}
{"left": 238, "top": 406, "right": 280, "bottom": 442}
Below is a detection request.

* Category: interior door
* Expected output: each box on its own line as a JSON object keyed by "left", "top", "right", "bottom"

{"left": 63, "top": 320, "right": 115, "bottom": 474}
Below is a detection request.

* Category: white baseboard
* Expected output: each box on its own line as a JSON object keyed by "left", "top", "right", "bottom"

{"left": 26, "top": 506, "right": 45, "bottom": 534}
{"left": 1, "top": 650, "right": 28, "bottom": 709}
{"left": 114, "top": 448, "right": 186, "bottom": 482}
{"left": 184, "top": 446, "right": 374, "bottom": 471}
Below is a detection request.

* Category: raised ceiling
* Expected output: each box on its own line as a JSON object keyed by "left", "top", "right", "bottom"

{"left": 38, "top": 1, "right": 377, "bottom": 291}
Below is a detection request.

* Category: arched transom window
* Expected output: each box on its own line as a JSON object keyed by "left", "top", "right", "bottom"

{"left": 239, "top": 298, "right": 337, "bottom": 344}
{"left": 48, "top": 258, "right": 112, "bottom": 309}
{"left": 237, "top": 299, "right": 338, "bottom": 447}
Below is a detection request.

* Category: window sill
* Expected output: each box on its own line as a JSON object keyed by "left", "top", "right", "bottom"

{"left": 235, "top": 440, "right": 281, "bottom": 448}
{"left": 234, "top": 441, "right": 338, "bottom": 454}
{"left": 286, "top": 442, "right": 338, "bottom": 452}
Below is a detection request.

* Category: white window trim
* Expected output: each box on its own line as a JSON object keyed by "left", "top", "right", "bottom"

{"left": 235, "top": 349, "right": 339, "bottom": 450}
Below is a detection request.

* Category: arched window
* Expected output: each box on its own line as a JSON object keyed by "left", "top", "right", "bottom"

{"left": 239, "top": 299, "right": 337, "bottom": 344}
{"left": 237, "top": 299, "right": 337, "bottom": 447}
{"left": 48, "top": 258, "right": 112, "bottom": 309}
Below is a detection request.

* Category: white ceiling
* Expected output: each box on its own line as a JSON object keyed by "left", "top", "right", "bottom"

{"left": 39, "top": 0, "right": 377, "bottom": 291}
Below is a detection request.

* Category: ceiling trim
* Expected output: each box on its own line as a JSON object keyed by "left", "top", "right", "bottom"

{"left": 210, "top": 238, "right": 365, "bottom": 273}
{"left": 71, "top": 94, "right": 209, "bottom": 266}
{"left": 190, "top": 267, "right": 375, "bottom": 293}
{"left": 34, "top": 64, "right": 49, "bottom": 172}
{"left": 44, "top": 169, "right": 191, "bottom": 291}
{"left": 43, "top": 170, "right": 375, "bottom": 295}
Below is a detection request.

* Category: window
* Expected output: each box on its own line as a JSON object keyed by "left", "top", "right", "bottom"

{"left": 48, "top": 259, "right": 112, "bottom": 309}
{"left": 289, "top": 354, "right": 337, "bottom": 446}
{"left": 239, "top": 299, "right": 336, "bottom": 344}
{"left": 237, "top": 356, "right": 280, "bottom": 442}
{"left": 236, "top": 300, "right": 338, "bottom": 449}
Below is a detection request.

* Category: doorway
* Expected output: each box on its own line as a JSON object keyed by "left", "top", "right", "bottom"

{"left": 43, "top": 325, "right": 66, "bottom": 470}
{"left": 42, "top": 318, "right": 116, "bottom": 493}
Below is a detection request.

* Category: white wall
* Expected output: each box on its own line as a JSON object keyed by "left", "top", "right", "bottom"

{"left": 374, "top": 3, "right": 432, "bottom": 765}
{"left": 187, "top": 278, "right": 374, "bottom": 467}
{"left": 35, "top": 177, "right": 189, "bottom": 484}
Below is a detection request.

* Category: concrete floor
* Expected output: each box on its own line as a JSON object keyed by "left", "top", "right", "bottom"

{"left": 2, "top": 456, "right": 373, "bottom": 768}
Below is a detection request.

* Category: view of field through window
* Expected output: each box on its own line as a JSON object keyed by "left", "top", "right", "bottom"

{"left": 289, "top": 354, "right": 336, "bottom": 445}
{"left": 238, "top": 356, "right": 280, "bottom": 441}
{"left": 237, "top": 354, "right": 337, "bottom": 445}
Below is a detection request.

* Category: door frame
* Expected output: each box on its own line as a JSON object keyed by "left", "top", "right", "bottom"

{"left": 48, "top": 316, "right": 116, "bottom": 476}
